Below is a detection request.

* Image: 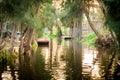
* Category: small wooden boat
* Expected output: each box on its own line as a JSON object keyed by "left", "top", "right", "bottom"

{"left": 61, "top": 36, "right": 72, "bottom": 40}
{"left": 37, "top": 38, "right": 49, "bottom": 45}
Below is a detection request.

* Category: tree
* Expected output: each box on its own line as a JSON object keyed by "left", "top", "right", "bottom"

{"left": 61, "top": 0, "right": 83, "bottom": 38}
{"left": 39, "top": 3, "right": 57, "bottom": 36}
{"left": 0, "top": 0, "right": 52, "bottom": 53}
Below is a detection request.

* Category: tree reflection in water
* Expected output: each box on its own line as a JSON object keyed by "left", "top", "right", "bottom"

{"left": 113, "top": 58, "right": 120, "bottom": 80}
{"left": 18, "top": 50, "right": 52, "bottom": 80}
{"left": 0, "top": 39, "right": 119, "bottom": 80}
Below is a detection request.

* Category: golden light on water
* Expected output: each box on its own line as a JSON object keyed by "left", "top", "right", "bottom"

{"left": 83, "top": 49, "right": 94, "bottom": 66}
{"left": 83, "top": 49, "right": 100, "bottom": 78}
{"left": 92, "top": 65, "right": 101, "bottom": 78}
{"left": 40, "top": 42, "right": 66, "bottom": 80}
{"left": 1, "top": 66, "right": 19, "bottom": 80}
{"left": 41, "top": 47, "right": 49, "bottom": 64}
{"left": 44, "top": 47, "right": 49, "bottom": 64}
{"left": 83, "top": 53, "right": 93, "bottom": 65}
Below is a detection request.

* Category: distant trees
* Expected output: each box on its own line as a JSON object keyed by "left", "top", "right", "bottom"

{"left": 0, "top": 0, "right": 120, "bottom": 50}
{"left": 60, "top": 0, "right": 120, "bottom": 47}
{"left": 60, "top": 0, "right": 83, "bottom": 38}
{"left": 39, "top": 3, "right": 57, "bottom": 36}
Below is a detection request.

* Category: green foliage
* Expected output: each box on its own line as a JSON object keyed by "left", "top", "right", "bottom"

{"left": 0, "top": 0, "right": 40, "bottom": 17}
{"left": 41, "top": 25, "right": 70, "bottom": 38}
{"left": 81, "top": 33, "right": 97, "bottom": 46}
{"left": 33, "top": 14, "right": 44, "bottom": 31}
{"left": 31, "top": 3, "right": 57, "bottom": 38}
{"left": 102, "top": 0, "right": 120, "bottom": 44}
{"left": 40, "top": 3, "right": 57, "bottom": 29}
{"left": 101, "top": 29, "right": 109, "bottom": 35}
{"left": 60, "top": 0, "right": 81, "bottom": 27}
{"left": 42, "top": 33, "right": 57, "bottom": 38}
{"left": 106, "top": 20, "right": 120, "bottom": 43}
{"left": 0, "top": 0, "right": 53, "bottom": 38}
{"left": 61, "top": 26, "right": 70, "bottom": 35}
{"left": 0, "top": 52, "right": 18, "bottom": 64}
{"left": 103, "top": 0, "right": 120, "bottom": 21}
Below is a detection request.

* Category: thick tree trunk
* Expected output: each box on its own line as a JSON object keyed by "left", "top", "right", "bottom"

{"left": 24, "top": 28, "right": 35, "bottom": 53}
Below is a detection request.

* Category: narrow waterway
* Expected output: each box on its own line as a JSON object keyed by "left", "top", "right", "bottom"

{"left": 0, "top": 39, "right": 119, "bottom": 80}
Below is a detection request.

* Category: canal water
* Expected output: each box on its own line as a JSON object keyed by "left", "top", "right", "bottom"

{"left": 0, "top": 39, "right": 120, "bottom": 80}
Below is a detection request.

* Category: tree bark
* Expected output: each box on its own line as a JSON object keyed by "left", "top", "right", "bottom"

{"left": 97, "top": 0, "right": 106, "bottom": 15}
{"left": 84, "top": 8, "right": 103, "bottom": 41}
{"left": 70, "top": 21, "right": 74, "bottom": 38}
{"left": 24, "top": 28, "right": 34, "bottom": 53}
{"left": 109, "top": 29, "right": 118, "bottom": 46}
{"left": 77, "top": 0, "right": 83, "bottom": 38}
{"left": 19, "top": 24, "right": 24, "bottom": 53}
{"left": 57, "top": 25, "right": 62, "bottom": 38}
{"left": 11, "top": 25, "right": 17, "bottom": 52}
{"left": 77, "top": 9, "right": 83, "bottom": 38}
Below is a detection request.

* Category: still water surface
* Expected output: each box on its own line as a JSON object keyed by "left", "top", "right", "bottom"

{"left": 0, "top": 39, "right": 119, "bottom": 80}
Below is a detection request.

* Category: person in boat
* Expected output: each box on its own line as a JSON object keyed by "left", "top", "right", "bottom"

{"left": 114, "top": 58, "right": 120, "bottom": 80}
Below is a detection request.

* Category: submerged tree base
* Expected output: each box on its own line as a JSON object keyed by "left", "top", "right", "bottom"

{"left": 95, "top": 34, "right": 115, "bottom": 48}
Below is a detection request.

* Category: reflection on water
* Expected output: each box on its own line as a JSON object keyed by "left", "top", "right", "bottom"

{"left": 0, "top": 39, "right": 119, "bottom": 80}
{"left": 82, "top": 49, "right": 100, "bottom": 79}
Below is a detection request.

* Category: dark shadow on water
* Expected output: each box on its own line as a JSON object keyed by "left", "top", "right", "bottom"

{"left": 113, "top": 62, "right": 120, "bottom": 80}
{"left": 96, "top": 47, "right": 119, "bottom": 80}
{"left": 104, "top": 49, "right": 117, "bottom": 80}
{"left": 113, "top": 53, "right": 120, "bottom": 80}
{"left": 18, "top": 50, "right": 52, "bottom": 80}
{"left": 0, "top": 50, "right": 52, "bottom": 80}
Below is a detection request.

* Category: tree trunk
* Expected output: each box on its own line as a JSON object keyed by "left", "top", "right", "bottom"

{"left": 77, "top": 0, "right": 83, "bottom": 38}
{"left": 70, "top": 21, "right": 74, "bottom": 38}
{"left": 84, "top": 8, "right": 103, "bottom": 41}
{"left": 97, "top": 0, "right": 106, "bottom": 15}
{"left": 11, "top": 25, "right": 17, "bottom": 52}
{"left": 36, "top": 4, "right": 41, "bottom": 14}
{"left": 24, "top": 28, "right": 35, "bottom": 53}
{"left": 0, "top": 22, "right": 3, "bottom": 43}
{"left": 77, "top": 9, "right": 83, "bottom": 38}
{"left": 109, "top": 29, "right": 118, "bottom": 46}
{"left": 19, "top": 24, "right": 24, "bottom": 53}
{"left": 57, "top": 25, "right": 62, "bottom": 38}
{"left": 73, "top": 22, "right": 77, "bottom": 38}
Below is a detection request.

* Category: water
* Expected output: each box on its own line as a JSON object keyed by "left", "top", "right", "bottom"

{"left": 0, "top": 39, "right": 119, "bottom": 80}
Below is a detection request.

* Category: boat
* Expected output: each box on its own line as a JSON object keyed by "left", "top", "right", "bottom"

{"left": 37, "top": 38, "right": 49, "bottom": 46}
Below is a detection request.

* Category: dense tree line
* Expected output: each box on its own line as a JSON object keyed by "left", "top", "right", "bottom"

{"left": 0, "top": 0, "right": 52, "bottom": 53}
{"left": 0, "top": 0, "right": 120, "bottom": 54}
{"left": 61, "top": 0, "right": 120, "bottom": 47}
